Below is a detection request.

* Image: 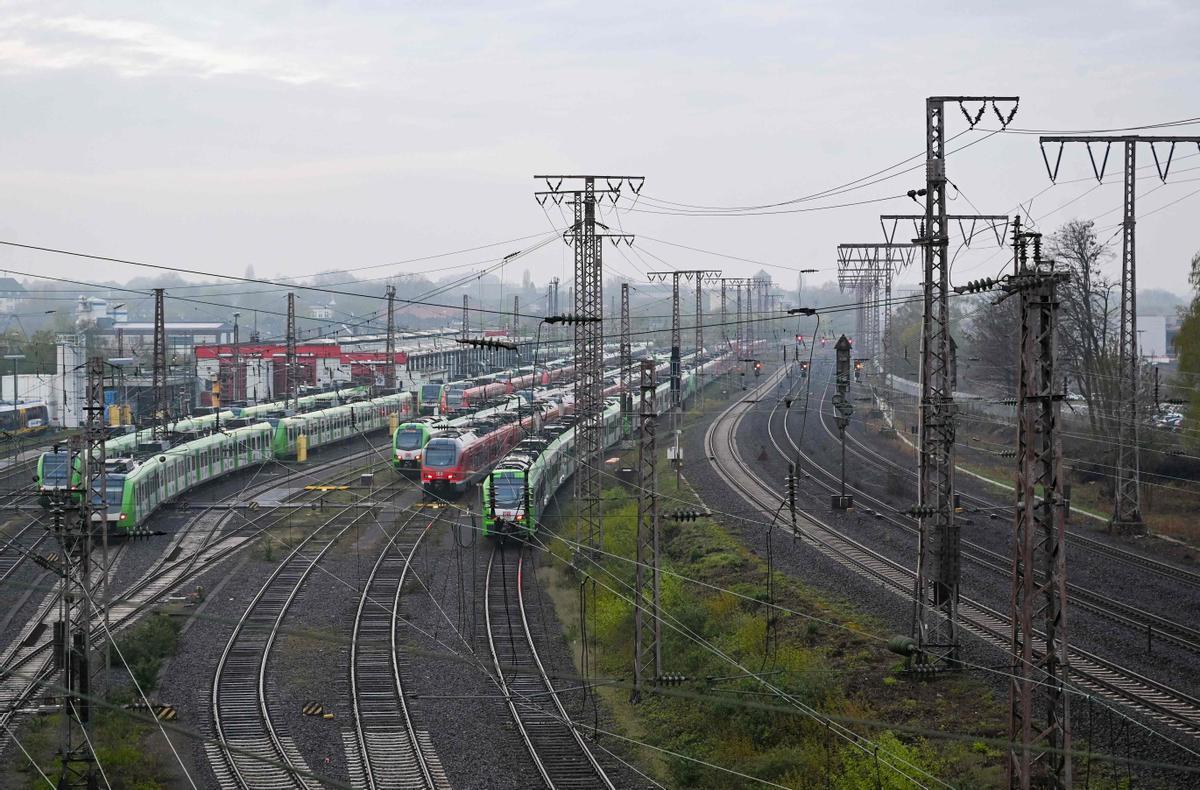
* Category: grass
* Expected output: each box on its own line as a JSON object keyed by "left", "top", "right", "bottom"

{"left": 535, "top": 377, "right": 1013, "bottom": 788}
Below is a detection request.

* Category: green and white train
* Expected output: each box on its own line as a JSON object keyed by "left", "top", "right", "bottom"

{"left": 36, "top": 388, "right": 413, "bottom": 533}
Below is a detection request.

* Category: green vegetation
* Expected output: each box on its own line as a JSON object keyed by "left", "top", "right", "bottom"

{"left": 115, "top": 613, "right": 182, "bottom": 694}
{"left": 5, "top": 614, "right": 183, "bottom": 789}
{"left": 10, "top": 709, "right": 177, "bottom": 790}
{"left": 539, "top": 384, "right": 1009, "bottom": 788}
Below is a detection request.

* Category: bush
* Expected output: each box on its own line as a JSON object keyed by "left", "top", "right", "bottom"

{"left": 116, "top": 614, "right": 181, "bottom": 692}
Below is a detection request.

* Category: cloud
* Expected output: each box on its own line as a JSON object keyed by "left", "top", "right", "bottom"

{"left": 0, "top": 13, "right": 351, "bottom": 85}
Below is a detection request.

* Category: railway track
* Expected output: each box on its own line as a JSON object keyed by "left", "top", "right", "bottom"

{"left": 349, "top": 508, "right": 451, "bottom": 790}
{"left": 705, "top": 365, "right": 1200, "bottom": 743}
{"left": 0, "top": 445, "right": 390, "bottom": 760}
{"left": 788, "top": 377, "right": 1200, "bottom": 656}
{"left": 485, "top": 542, "right": 615, "bottom": 790}
{"left": 861, "top": 374, "right": 1200, "bottom": 590}
{"left": 210, "top": 477, "right": 415, "bottom": 789}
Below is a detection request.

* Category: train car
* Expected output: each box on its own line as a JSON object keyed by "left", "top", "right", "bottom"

{"left": 419, "top": 382, "right": 445, "bottom": 415}
{"left": 272, "top": 391, "right": 411, "bottom": 459}
{"left": 0, "top": 401, "right": 50, "bottom": 437}
{"left": 420, "top": 398, "right": 567, "bottom": 497}
{"left": 112, "top": 422, "right": 275, "bottom": 531}
{"left": 482, "top": 399, "right": 622, "bottom": 537}
{"left": 392, "top": 417, "right": 438, "bottom": 474}
{"left": 35, "top": 446, "right": 78, "bottom": 492}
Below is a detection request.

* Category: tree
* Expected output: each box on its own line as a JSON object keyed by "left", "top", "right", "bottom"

{"left": 1046, "top": 220, "right": 1120, "bottom": 443}
{"left": 960, "top": 294, "right": 1020, "bottom": 392}
{"left": 1176, "top": 250, "right": 1200, "bottom": 444}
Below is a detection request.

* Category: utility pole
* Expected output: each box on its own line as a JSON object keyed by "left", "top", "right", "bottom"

{"left": 632, "top": 359, "right": 660, "bottom": 702}
{"left": 286, "top": 292, "right": 297, "bottom": 410}
{"left": 620, "top": 283, "right": 632, "bottom": 434}
{"left": 231, "top": 311, "right": 241, "bottom": 403}
{"left": 646, "top": 270, "right": 720, "bottom": 415}
{"left": 832, "top": 336, "right": 854, "bottom": 510}
{"left": 152, "top": 288, "right": 167, "bottom": 437}
{"left": 535, "top": 174, "right": 641, "bottom": 558}
{"left": 719, "top": 279, "right": 728, "bottom": 348}
{"left": 55, "top": 356, "right": 107, "bottom": 788}
{"left": 1038, "top": 134, "right": 1200, "bottom": 533}
{"left": 385, "top": 284, "right": 397, "bottom": 391}
{"left": 512, "top": 295, "right": 519, "bottom": 337}
{"left": 1002, "top": 220, "right": 1072, "bottom": 789}
{"left": 913, "top": 95, "right": 1018, "bottom": 669}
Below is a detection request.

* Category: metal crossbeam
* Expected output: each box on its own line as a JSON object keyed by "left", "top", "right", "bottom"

{"left": 1037, "top": 134, "right": 1200, "bottom": 533}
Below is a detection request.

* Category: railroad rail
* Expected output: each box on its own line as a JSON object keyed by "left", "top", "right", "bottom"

{"left": 350, "top": 510, "right": 450, "bottom": 790}
{"left": 790, "top": 377, "right": 1200, "bottom": 656}
{"left": 485, "top": 542, "right": 615, "bottom": 790}
{"left": 0, "top": 445, "right": 388, "bottom": 760}
{"left": 210, "top": 478, "right": 414, "bottom": 789}
{"left": 704, "top": 365, "right": 1200, "bottom": 743}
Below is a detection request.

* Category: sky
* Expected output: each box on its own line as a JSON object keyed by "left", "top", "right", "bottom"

{"left": 0, "top": 0, "right": 1197, "bottom": 305}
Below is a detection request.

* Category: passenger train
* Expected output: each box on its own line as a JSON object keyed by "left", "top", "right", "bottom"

{"left": 481, "top": 353, "right": 730, "bottom": 537}
{"left": 0, "top": 401, "right": 50, "bottom": 437}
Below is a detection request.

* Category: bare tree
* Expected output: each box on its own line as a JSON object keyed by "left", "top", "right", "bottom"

{"left": 960, "top": 294, "right": 1020, "bottom": 392}
{"left": 1047, "top": 219, "right": 1120, "bottom": 442}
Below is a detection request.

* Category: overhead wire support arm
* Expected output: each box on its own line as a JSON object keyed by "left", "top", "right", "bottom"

{"left": 1035, "top": 132, "right": 1200, "bottom": 535}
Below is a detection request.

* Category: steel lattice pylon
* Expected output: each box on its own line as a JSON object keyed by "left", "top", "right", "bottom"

{"left": 647, "top": 270, "right": 720, "bottom": 413}
{"left": 620, "top": 283, "right": 632, "bottom": 432}
{"left": 1038, "top": 134, "right": 1200, "bottom": 533}
{"left": 632, "top": 359, "right": 660, "bottom": 702}
{"left": 286, "top": 292, "right": 298, "bottom": 410}
{"left": 836, "top": 244, "right": 917, "bottom": 367}
{"left": 1005, "top": 222, "right": 1072, "bottom": 789}
{"left": 55, "top": 356, "right": 107, "bottom": 787}
{"left": 915, "top": 96, "right": 1019, "bottom": 668}
{"left": 152, "top": 288, "right": 168, "bottom": 438}
{"left": 385, "top": 284, "right": 397, "bottom": 390}
{"left": 535, "top": 174, "right": 642, "bottom": 555}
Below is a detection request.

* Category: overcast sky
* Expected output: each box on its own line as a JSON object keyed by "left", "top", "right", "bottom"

{"left": 0, "top": 0, "right": 1196, "bottom": 304}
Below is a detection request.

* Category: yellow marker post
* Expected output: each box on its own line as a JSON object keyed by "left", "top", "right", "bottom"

{"left": 107, "top": 405, "right": 120, "bottom": 427}
{"left": 297, "top": 434, "right": 308, "bottom": 463}
{"left": 388, "top": 413, "right": 399, "bottom": 434}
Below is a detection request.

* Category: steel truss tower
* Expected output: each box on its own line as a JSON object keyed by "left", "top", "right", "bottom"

{"left": 286, "top": 292, "right": 298, "bottom": 410}
{"left": 535, "top": 174, "right": 642, "bottom": 556}
{"left": 646, "top": 270, "right": 720, "bottom": 412}
{"left": 632, "top": 359, "right": 660, "bottom": 702}
{"left": 915, "top": 96, "right": 1018, "bottom": 667}
{"left": 152, "top": 288, "right": 167, "bottom": 438}
{"left": 1038, "top": 134, "right": 1200, "bottom": 533}
{"left": 385, "top": 284, "right": 397, "bottom": 390}
{"left": 719, "top": 280, "right": 728, "bottom": 347}
{"left": 620, "top": 283, "right": 632, "bottom": 431}
{"left": 837, "top": 244, "right": 919, "bottom": 366}
{"left": 55, "top": 356, "right": 107, "bottom": 788}
{"left": 1004, "top": 221, "right": 1072, "bottom": 789}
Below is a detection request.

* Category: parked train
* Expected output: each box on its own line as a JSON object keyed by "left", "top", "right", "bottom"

{"left": 35, "top": 388, "right": 412, "bottom": 533}
{"left": 421, "top": 394, "right": 572, "bottom": 497}
{"left": 481, "top": 353, "right": 729, "bottom": 537}
{"left": 392, "top": 394, "right": 533, "bottom": 474}
{"left": 0, "top": 401, "right": 50, "bottom": 437}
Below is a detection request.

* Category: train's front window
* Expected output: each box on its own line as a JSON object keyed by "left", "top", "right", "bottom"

{"left": 447, "top": 388, "right": 466, "bottom": 407}
{"left": 396, "top": 429, "right": 424, "bottom": 451}
{"left": 492, "top": 475, "right": 523, "bottom": 508}
{"left": 423, "top": 440, "right": 457, "bottom": 468}
{"left": 421, "top": 385, "right": 441, "bottom": 402}
{"left": 94, "top": 476, "right": 125, "bottom": 505}
{"left": 41, "top": 454, "right": 70, "bottom": 485}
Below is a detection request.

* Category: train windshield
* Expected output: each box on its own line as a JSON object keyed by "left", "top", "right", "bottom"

{"left": 93, "top": 476, "right": 126, "bottom": 506}
{"left": 40, "top": 453, "right": 71, "bottom": 485}
{"left": 420, "top": 384, "right": 442, "bottom": 402}
{"left": 423, "top": 439, "right": 457, "bottom": 468}
{"left": 395, "top": 428, "right": 425, "bottom": 451}
{"left": 446, "top": 388, "right": 466, "bottom": 407}
{"left": 491, "top": 474, "right": 524, "bottom": 508}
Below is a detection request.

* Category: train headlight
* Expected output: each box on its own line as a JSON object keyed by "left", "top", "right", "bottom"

{"left": 119, "top": 513, "right": 127, "bottom": 521}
